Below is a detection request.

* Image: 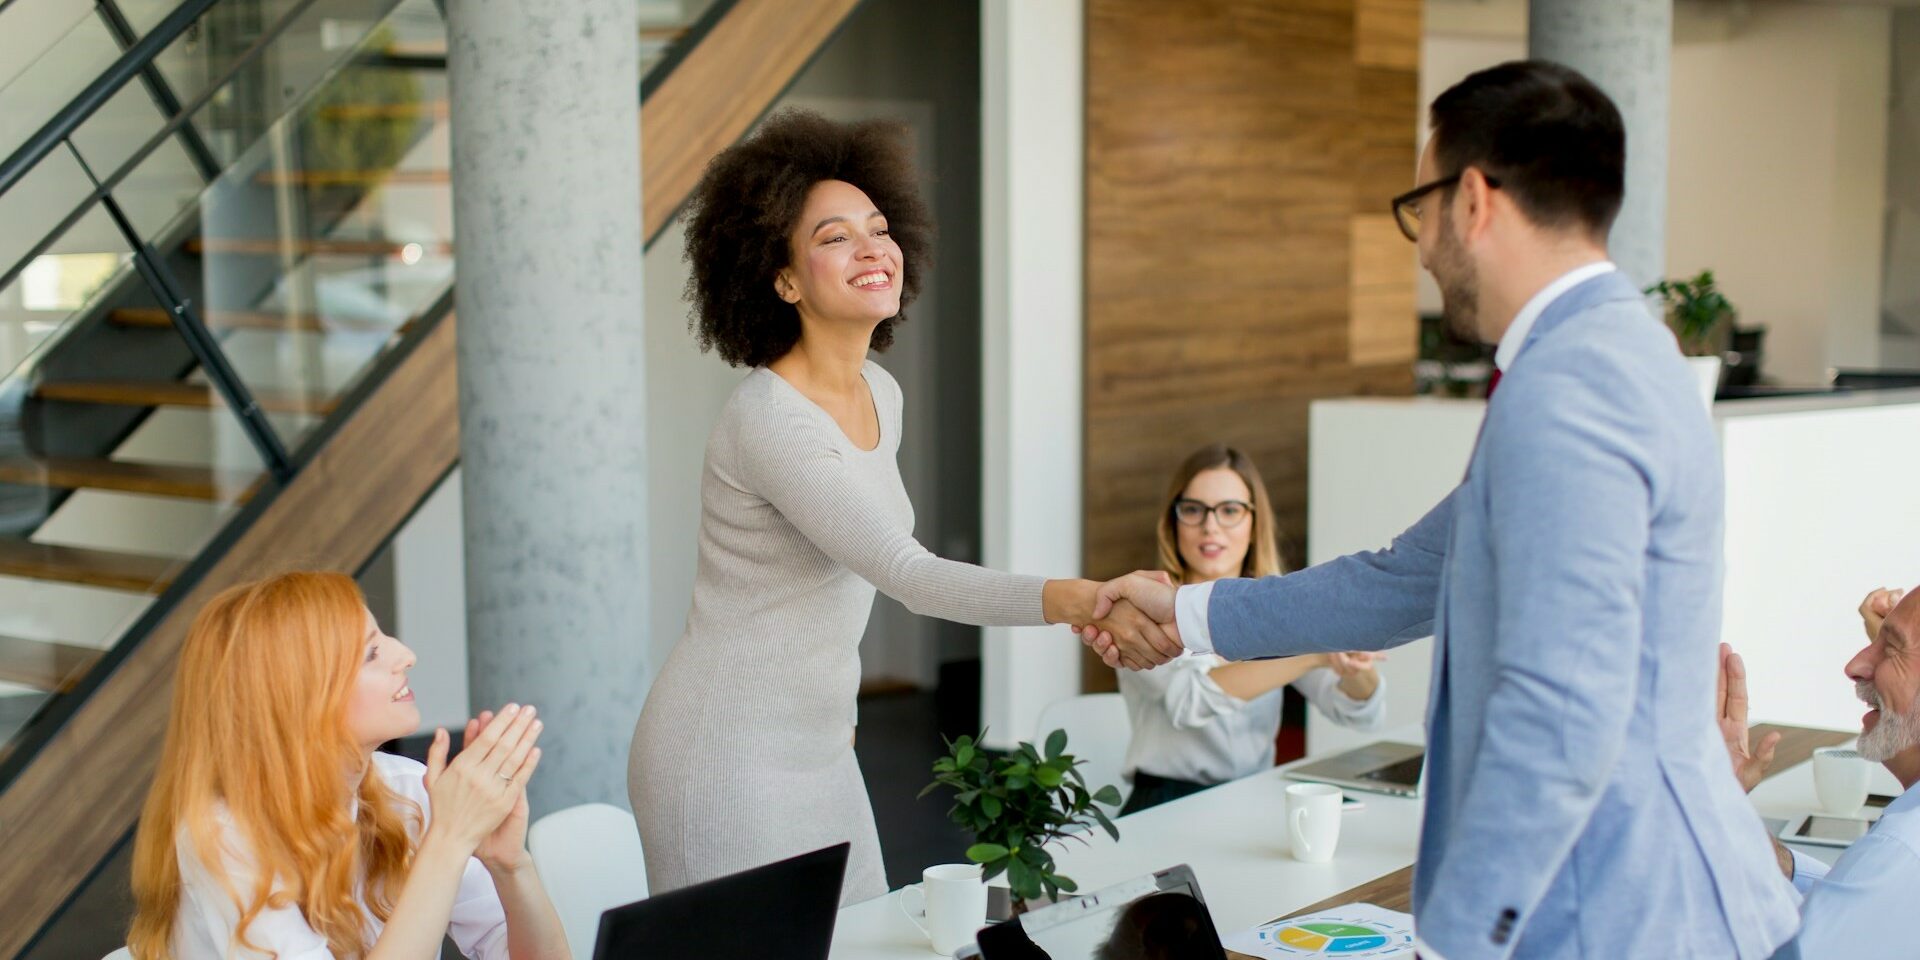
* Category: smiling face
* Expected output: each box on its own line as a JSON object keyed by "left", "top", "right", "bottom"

{"left": 774, "top": 179, "right": 904, "bottom": 331}
{"left": 1175, "top": 467, "right": 1255, "bottom": 583}
{"left": 344, "top": 609, "right": 420, "bottom": 752}
{"left": 1847, "top": 591, "right": 1920, "bottom": 780}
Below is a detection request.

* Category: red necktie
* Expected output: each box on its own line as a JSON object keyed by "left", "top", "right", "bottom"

{"left": 1485, "top": 368, "right": 1502, "bottom": 399}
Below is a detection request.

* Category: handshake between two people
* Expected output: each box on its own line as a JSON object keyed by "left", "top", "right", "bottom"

{"left": 1068, "top": 571, "right": 1185, "bottom": 671}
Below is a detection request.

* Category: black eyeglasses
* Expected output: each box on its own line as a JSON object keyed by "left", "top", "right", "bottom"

{"left": 1172, "top": 499, "right": 1253, "bottom": 529}
{"left": 1390, "top": 172, "right": 1501, "bottom": 243}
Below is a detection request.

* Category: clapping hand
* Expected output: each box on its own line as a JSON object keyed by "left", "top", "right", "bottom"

{"left": 422, "top": 703, "right": 544, "bottom": 867}
{"left": 1715, "top": 643, "right": 1777, "bottom": 794}
{"left": 1076, "top": 571, "right": 1183, "bottom": 671}
{"left": 1325, "top": 651, "right": 1384, "bottom": 677}
{"left": 1863, "top": 588, "right": 1905, "bottom": 643}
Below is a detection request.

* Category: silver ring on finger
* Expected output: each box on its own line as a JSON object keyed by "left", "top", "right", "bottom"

{"left": 498, "top": 772, "right": 515, "bottom": 782}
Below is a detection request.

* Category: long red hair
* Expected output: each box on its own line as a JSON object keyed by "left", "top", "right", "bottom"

{"left": 129, "top": 572, "right": 417, "bottom": 959}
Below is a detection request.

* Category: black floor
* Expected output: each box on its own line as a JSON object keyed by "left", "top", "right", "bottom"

{"left": 854, "top": 681, "right": 982, "bottom": 889}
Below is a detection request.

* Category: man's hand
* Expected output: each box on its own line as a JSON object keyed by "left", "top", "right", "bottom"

{"left": 1076, "top": 571, "right": 1182, "bottom": 670}
{"left": 1717, "top": 642, "right": 1778, "bottom": 793}
{"left": 1863, "top": 587, "right": 1905, "bottom": 643}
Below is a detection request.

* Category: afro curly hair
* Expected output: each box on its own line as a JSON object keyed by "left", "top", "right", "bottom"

{"left": 682, "top": 109, "right": 934, "bottom": 368}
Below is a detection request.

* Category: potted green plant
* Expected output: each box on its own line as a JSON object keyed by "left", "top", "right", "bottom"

{"left": 1646, "top": 270, "right": 1736, "bottom": 356}
{"left": 1646, "top": 270, "right": 1737, "bottom": 402}
{"left": 920, "top": 729, "right": 1123, "bottom": 911}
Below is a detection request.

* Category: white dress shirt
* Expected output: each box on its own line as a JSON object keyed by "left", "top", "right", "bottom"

{"left": 1172, "top": 260, "right": 1619, "bottom": 656}
{"left": 1118, "top": 653, "right": 1384, "bottom": 784}
{"left": 170, "top": 752, "right": 511, "bottom": 960}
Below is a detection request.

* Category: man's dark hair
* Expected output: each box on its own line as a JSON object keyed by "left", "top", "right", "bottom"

{"left": 1429, "top": 60, "right": 1625, "bottom": 239}
{"left": 682, "top": 108, "right": 932, "bottom": 368}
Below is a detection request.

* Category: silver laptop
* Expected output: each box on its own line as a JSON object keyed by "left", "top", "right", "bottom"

{"left": 1285, "top": 741, "right": 1424, "bottom": 798}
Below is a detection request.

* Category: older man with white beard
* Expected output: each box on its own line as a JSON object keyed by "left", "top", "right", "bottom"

{"left": 1722, "top": 586, "right": 1919, "bottom": 960}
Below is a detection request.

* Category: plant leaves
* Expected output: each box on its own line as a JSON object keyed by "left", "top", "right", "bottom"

{"left": 967, "top": 842, "right": 1010, "bottom": 863}
{"left": 955, "top": 743, "right": 975, "bottom": 768}
{"left": 1091, "top": 784, "right": 1122, "bottom": 806}
{"left": 1035, "top": 766, "right": 1064, "bottom": 788}
{"left": 980, "top": 794, "right": 1002, "bottom": 818}
{"left": 1045, "top": 728, "right": 1067, "bottom": 760}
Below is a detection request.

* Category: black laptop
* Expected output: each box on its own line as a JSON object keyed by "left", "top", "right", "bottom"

{"left": 590, "top": 842, "right": 849, "bottom": 960}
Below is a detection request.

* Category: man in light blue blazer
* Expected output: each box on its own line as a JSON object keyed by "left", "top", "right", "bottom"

{"left": 1084, "top": 61, "right": 1799, "bottom": 958}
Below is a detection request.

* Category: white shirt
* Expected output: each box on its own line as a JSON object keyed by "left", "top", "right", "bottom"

{"left": 171, "top": 752, "right": 511, "bottom": 960}
{"left": 1117, "top": 653, "right": 1384, "bottom": 785}
{"left": 1173, "top": 260, "right": 1619, "bottom": 655}
{"left": 1785, "top": 786, "right": 1920, "bottom": 960}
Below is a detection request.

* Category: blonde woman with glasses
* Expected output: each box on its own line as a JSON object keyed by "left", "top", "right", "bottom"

{"left": 1116, "top": 444, "right": 1385, "bottom": 814}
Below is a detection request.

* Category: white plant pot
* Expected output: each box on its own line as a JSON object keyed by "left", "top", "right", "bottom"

{"left": 1687, "top": 356, "right": 1722, "bottom": 410}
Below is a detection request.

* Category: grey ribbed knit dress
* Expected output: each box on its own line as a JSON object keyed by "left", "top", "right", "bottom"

{"left": 628, "top": 361, "right": 1047, "bottom": 906}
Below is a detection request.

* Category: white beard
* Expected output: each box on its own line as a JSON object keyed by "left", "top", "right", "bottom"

{"left": 1856, "top": 680, "right": 1919, "bottom": 762}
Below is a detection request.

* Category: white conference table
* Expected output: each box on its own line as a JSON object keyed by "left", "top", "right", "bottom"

{"left": 829, "top": 726, "right": 1428, "bottom": 959}
{"left": 830, "top": 720, "right": 1877, "bottom": 958}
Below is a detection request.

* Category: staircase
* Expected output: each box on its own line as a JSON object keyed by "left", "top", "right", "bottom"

{"left": 0, "top": 0, "right": 861, "bottom": 953}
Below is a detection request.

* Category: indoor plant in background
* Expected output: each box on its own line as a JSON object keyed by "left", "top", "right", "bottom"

{"left": 1646, "top": 270, "right": 1737, "bottom": 402}
{"left": 921, "top": 729, "right": 1123, "bottom": 911}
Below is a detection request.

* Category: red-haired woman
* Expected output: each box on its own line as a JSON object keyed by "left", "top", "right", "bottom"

{"left": 128, "top": 572, "right": 570, "bottom": 959}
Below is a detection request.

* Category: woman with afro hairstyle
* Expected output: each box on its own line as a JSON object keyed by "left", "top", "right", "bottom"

{"left": 627, "top": 110, "right": 1177, "bottom": 905}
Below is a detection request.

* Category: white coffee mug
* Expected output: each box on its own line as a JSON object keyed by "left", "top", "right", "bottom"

{"left": 1813, "top": 747, "right": 1871, "bottom": 817}
{"left": 1286, "top": 782, "right": 1343, "bottom": 863}
{"left": 899, "top": 863, "right": 987, "bottom": 956}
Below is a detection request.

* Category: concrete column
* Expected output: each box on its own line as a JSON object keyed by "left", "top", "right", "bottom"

{"left": 1530, "top": 0, "right": 1671, "bottom": 288}
{"left": 446, "top": 0, "right": 647, "bottom": 814}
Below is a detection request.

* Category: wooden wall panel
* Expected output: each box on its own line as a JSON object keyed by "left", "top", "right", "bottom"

{"left": 1085, "top": 0, "right": 1421, "bottom": 687}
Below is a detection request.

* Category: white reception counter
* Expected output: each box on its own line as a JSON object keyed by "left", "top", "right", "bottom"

{"left": 1305, "top": 388, "right": 1920, "bottom": 754}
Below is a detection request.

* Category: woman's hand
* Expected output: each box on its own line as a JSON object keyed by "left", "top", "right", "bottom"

{"left": 1325, "top": 651, "right": 1382, "bottom": 700}
{"left": 1325, "top": 651, "right": 1382, "bottom": 678}
{"left": 421, "top": 703, "right": 543, "bottom": 858}
{"left": 461, "top": 710, "right": 543, "bottom": 871}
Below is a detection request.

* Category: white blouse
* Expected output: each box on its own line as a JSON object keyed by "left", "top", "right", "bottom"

{"left": 1117, "top": 653, "right": 1385, "bottom": 786}
{"left": 171, "top": 752, "right": 510, "bottom": 960}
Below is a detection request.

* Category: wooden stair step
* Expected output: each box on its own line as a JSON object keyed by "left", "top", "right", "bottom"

{"left": 185, "top": 237, "right": 452, "bottom": 258}
{"left": 0, "top": 540, "right": 175, "bottom": 593}
{"left": 111, "top": 306, "right": 327, "bottom": 332}
{"left": 0, "top": 457, "right": 258, "bottom": 502}
{"left": 0, "top": 635, "right": 102, "bottom": 692}
{"left": 254, "top": 168, "right": 450, "bottom": 187}
{"left": 34, "top": 380, "right": 338, "bottom": 417}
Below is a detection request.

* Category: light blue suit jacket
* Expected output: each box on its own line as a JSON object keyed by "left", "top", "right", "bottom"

{"left": 1205, "top": 272, "right": 1798, "bottom": 958}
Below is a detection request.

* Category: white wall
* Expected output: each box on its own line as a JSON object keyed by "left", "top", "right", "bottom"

{"left": 979, "top": 0, "right": 1084, "bottom": 750}
{"left": 1304, "top": 399, "right": 1483, "bottom": 756}
{"left": 1420, "top": 2, "right": 1893, "bottom": 385}
{"left": 1667, "top": 2, "right": 1890, "bottom": 383}
{"left": 1307, "top": 392, "right": 1920, "bottom": 741}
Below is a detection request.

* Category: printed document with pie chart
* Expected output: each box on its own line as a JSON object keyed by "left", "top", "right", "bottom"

{"left": 1223, "top": 903, "right": 1414, "bottom": 958}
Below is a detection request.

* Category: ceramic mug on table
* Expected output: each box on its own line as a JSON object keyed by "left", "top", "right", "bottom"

{"left": 1813, "top": 747, "right": 1871, "bottom": 817}
{"left": 899, "top": 863, "right": 988, "bottom": 956}
{"left": 1286, "top": 782, "right": 1343, "bottom": 863}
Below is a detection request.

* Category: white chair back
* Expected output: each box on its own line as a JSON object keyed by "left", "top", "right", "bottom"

{"left": 102, "top": 950, "right": 132, "bottom": 960}
{"left": 528, "top": 802, "right": 649, "bottom": 959}
{"left": 1034, "top": 693, "right": 1133, "bottom": 814}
